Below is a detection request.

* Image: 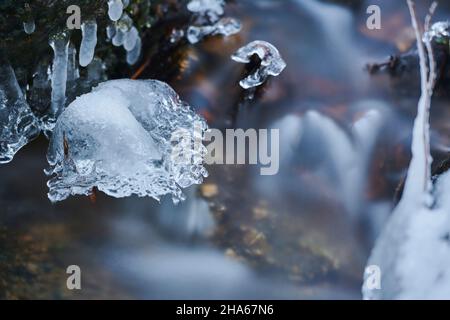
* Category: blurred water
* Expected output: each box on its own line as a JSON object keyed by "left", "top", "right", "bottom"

{"left": 2, "top": 0, "right": 450, "bottom": 299}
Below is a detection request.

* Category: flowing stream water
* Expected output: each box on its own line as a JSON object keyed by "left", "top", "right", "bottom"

{"left": 2, "top": 0, "right": 450, "bottom": 299}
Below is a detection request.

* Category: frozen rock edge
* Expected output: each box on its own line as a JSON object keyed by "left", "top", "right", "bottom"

{"left": 46, "top": 79, "right": 208, "bottom": 204}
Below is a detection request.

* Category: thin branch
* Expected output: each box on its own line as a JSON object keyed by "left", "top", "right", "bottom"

{"left": 425, "top": 2, "right": 438, "bottom": 92}
{"left": 405, "top": 0, "right": 437, "bottom": 196}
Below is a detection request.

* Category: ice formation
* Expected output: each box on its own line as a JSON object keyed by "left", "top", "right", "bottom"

{"left": 48, "top": 33, "right": 69, "bottom": 130}
{"left": 23, "top": 20, "right": 35, "bottom": 34}
{"left": 106, "top": 14, "right": 142, "bottom": 65}
{"left": 108, "top": 0, "right": 123, "bottom": 22}
{"left": 187, "top": 18, "right": 242, "bottom": 44}
{"left": 423, "top": 21, "right": 450, "bottom": 43}
{"left": 0, "top": 62, "right": 40, "bottom": 163}
{"left": 79, "top": 20, "right": 98, "bottom": 67}
{"left": 112, "top": 27, "right": 126, "bottom": 46}
{"left": 231, "top": 41, "right": 287, "bottom": 89}
{"left": 126, "top": 37, "right": 142, "bottom": 65}
{"left": 47, "top": 79, "right": 208, "bottom": 203}
{"left": 106, "top": 24, "right": 116, "bottom": 40}
{"left": 124, "top": 26, "right": 139, "bottom": 51}
{"left": 187, "top": 0, "right": 225, "bottom": 22}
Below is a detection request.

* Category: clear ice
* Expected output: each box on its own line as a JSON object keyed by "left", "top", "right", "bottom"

{"left": 187, "top": 17, "right": 241, "bottom": 44}
{"left": 79, "top": 20, "right": 98, "bottom": 67}
{"left": 47, "top": 33, "right": 69, "bottom": 130}
{"left": 187, "top": 0, "right": 225, "bottom": 22}
{"left": 423, "top": 21, "right": 450, "bottom": 43}
{"left": 124, "top": 26, "right": 139, "bottom": 51}
{"left": 0, "top": 62, "right": 40, "bottom": 164}
{"left": 67, "top": 44, "right": 80, "bottom": 82}
{"left": 47, "top": 79, "right": 208, "bottom": 203}
{"left": 108, "top": 0, "right": 123, "bottom": 22}
{"left": 231, "top": 40, "right": 287, "bottom": 89}
{"left": 126, "top": 37, "right": 141, "bottom": 65}
{"left": 106, "top": 24, "right": 116, "bottom": 40}
{"left": 23, "top": 20, "right": 35, "bottom": 34}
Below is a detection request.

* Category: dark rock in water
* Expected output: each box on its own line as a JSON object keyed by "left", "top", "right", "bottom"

{"left": 367, "top": 41, "right": 450, "bottom": 97}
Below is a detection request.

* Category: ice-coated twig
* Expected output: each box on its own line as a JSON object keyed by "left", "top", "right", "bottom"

{"left": 187, "top": 17, "right": 241, "bottom": 44}
{"left": 402, "top": 0, "right": 437, "bottom": 199}
{"left": 79, "top": 20, "right": 98, "bottom": 67}
{"left": 124, "top": 26, "right": 139, "bottom": 51}
{"left": 108, "top": 0, "right": 123, "bottom": 22}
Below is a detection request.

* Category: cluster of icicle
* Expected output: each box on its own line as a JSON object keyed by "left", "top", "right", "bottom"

{"left": 185, "top": 0, "right": 242, "bottom": 44}
{"left": 106, "top": 0, "right": 142, "bottom": 66}
{"left": 46, "top": 80, "right": 209, "bottom": 204}
{"left": 2, "top": 1, "right": 211, "bottom": 204}
{"left": 18, "top": 0, "right": 143, "bottom": 135}
{"left": 231, "top": 40, "right": 287, "bottom": 89}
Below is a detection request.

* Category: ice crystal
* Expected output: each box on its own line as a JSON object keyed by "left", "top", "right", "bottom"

{"left": 187, "top": 18, "right": 241, "bottom": 44}
{"left": 231, "top": 40, "right": 287, "bottom": 89}
{"left": 0, "top": 63, "right": 39, "bottom": 163}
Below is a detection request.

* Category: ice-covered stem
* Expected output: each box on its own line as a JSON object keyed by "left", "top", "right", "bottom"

{"left": 49, "top": 32, "right": 69, "bottom": 119}
{"left": 403, "top": 0, "right": 437, "bottom": 201}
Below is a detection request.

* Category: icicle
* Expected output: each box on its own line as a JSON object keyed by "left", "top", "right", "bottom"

{"left": 48, "top": 32, "right": 69, "bottom": 126}
{"left": 0, "top": 61, "right": 40, "bottom": 164}
{"left": 108, "top": 0, "right": 123, "bottom": 22}
{"left": 187, "top": 0, "right": 225, "bottom": 22}
{"left": 79, "top": 20, "right": 97, "bottom": 67}
{"left": 23, "top": 20, "right": 35, "bottom": 34}
{"left": 124, "top": 26, "right": 139, "bottom": 51}
{"left": 112, "top": 28, "right": 126, "bottom": 46}
{"left": 67, "top": 44, "right": 80, "bottom": 82}
{"left": 112, "top": 14, "right": 132, "bottom": 47}
{"left": 126, "top": 37, "right": 141, "bottom": 65}
{"left": 187, "top": 17, "right": 241, "bottom": 44}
